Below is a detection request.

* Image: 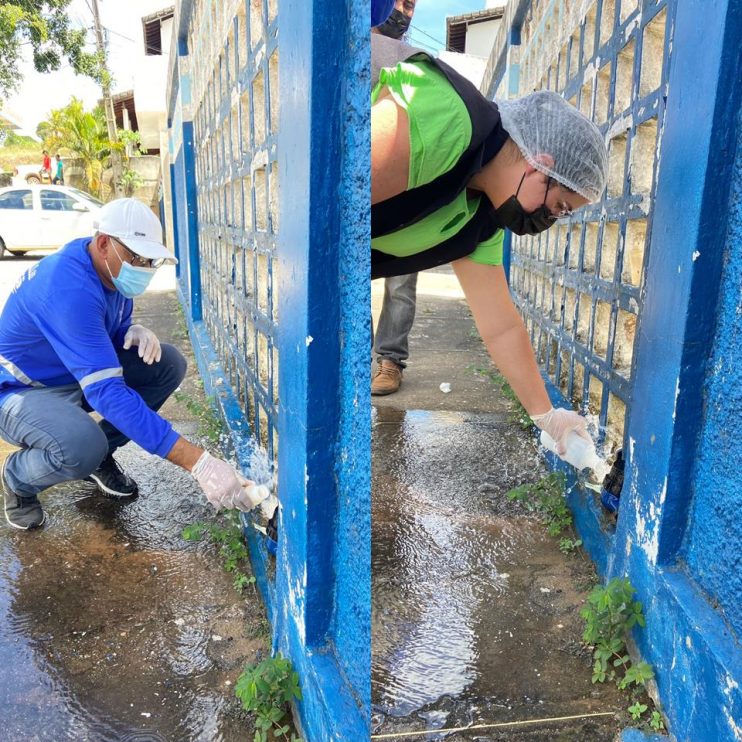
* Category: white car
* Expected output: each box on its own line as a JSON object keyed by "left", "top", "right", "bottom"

{"left": 0, "top": 185, "right": 103, "bottom": 257}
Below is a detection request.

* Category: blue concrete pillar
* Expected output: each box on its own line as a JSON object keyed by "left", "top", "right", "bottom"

{"left": 608, "top": 1, "right": 742, "bottom": 739}
{"left": 274, "top": 2, "right": 371, "bottom": 738}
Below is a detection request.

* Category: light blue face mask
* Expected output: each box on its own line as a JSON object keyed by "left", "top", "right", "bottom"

{"left": 106, "top": 241, "right": 157, "bottom": 298}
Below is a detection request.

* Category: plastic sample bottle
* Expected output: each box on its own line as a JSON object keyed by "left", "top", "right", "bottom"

{"left": 540, "top": 430, "right": 610, "bottom": 482}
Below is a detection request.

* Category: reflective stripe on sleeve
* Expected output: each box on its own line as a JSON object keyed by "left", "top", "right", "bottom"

{"left": 79, "top": 367, "right": 124, "bottom": 390}
{"left": 0, "top": 354, "right": 45, "bottom": 388}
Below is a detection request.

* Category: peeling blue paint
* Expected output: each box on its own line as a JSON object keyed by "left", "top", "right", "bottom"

{"left": 167, "top": 0, "right": 370, "bottom": 739}
{"left": 496, "top": 1, "right": 742, "bottom": 740}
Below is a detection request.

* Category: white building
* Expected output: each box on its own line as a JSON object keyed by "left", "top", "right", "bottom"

{"left": 112, "top": 5, "right": 173, "bottom": 156}
{"left": 440, "top": 6, "right": 505, "bottom": 89}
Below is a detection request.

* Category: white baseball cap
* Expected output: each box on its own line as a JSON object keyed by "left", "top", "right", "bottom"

{"left": 94, "top": 198, "right": 178, "bottom": 265}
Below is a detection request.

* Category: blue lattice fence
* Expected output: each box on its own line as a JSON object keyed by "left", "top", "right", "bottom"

{"left": 166, "top": 1, "right": 370, "bottom": 739}
{"left": 482, "top": 2, "right": 742, "bottom": 740}
{"left": 488, "top": 0, "right": 674, "bottom": 462}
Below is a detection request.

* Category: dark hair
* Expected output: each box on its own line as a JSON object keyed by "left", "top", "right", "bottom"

{"left": 43, "top": 150, "right": 48, "bottom": 154}
{"left": 55, "top": 154, "right": 61, "bottom": 158}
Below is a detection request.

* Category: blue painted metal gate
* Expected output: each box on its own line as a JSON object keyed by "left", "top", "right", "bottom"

{"left": 166, "top": 1, "right": 370, "bottom": 739}
{"left": 482, "top": 1, "right": 742, "bottom": 739}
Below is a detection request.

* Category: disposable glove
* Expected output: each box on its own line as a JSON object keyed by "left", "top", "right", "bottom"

{"left": 530, "top": 407, "right": 591, "bottom": 456}
{"left": 123, "top": 324, "right": 161, "bottom": 365}
{"left": 192, "top": 451, "right": 270, "bottom": 513}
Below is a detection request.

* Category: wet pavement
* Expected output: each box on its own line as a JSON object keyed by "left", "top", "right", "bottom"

{"left": 0, "top": 263, "right": 268, "bottom": 741}
{"left": 371, "top": 271, "right": 625, "bottom": 741}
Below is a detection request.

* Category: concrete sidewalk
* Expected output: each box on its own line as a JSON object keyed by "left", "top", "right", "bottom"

{"left": 0, "top": 269, "right": 267, "bottom": 740}
{"left": 371, "top": 268, "right": 626, "bottom": 741}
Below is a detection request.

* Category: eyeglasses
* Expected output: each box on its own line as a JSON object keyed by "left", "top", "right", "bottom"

{"left": 551, "top": 201, "right": 574, "bottom": 220}
{"left": 110, "top": 237, "right": 164, "bottom": 269}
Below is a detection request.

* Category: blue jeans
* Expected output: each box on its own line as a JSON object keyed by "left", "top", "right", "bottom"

{"left": 374, "top": 273, "right": 418, "bottom": 368}
{"left": 0, "top": 344, "right": 186, "bottom": 498}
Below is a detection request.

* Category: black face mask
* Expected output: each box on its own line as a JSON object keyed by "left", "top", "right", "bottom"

{"left": 496, "top": 172, "right": 554, "bottom": 236}
{"left": 376, "top": 9, "right": 412, "bottom": 39}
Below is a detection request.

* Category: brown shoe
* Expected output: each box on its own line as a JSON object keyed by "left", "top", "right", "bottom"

{"left": 372, "top": 360, "right": 403, "bottom": 396}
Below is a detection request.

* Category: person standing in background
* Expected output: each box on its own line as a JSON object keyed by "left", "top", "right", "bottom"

{"left": 371, "top": 0, "right": 419, "bottom": 396}
{"left": 41, "top": 150, "right": 52, "bottom": 183}
{"left": 53, "top": 154, "right": 64, "bottom": 185}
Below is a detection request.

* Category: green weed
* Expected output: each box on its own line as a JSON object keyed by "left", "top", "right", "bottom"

{"left": 466, "top": 363, "right": 532, "bottom": 430}
{"left": 582, "top": 578, "right": 666, "bottom": 732}
{"left": 174, "top": 391, "right": 224, "bottom": 444}
{"left": 649, "top": 710, "right": 665, "bottom": 731}
{"left": 182, "top": 512, "right": 255, "bottom": 593}
{"left": 235, "top": 654, "right": 303, "bottom": 742}
{"left": 506, "top": 472, "right": 573, "bottom": 537}
{"left": 581, "top": 578, "right": 650, "bottom": 686}
{"left": 558, "top": 537, "right": 583, "bottom": 554}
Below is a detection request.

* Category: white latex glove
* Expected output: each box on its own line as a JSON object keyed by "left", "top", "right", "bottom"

{"left": 123, "top": 324, "right": 161, "bottom": 365}
{"left": 530, "top": 407, "right": 591, "bottom": 455}
{"left": 192, "top": 451, "right": 270, "bottom": 513}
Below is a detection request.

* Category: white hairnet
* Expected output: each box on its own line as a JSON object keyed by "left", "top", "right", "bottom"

{"left": 497, "top": 91, "right": 608, "bottom": 202}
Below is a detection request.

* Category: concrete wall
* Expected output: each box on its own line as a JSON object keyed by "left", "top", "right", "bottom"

{"left": 134, "top": 55, "right": 170, "bottom": 151}
{"left": 166, "top": 0, "right": 370, "bottom": 739}
{"left": 465, "top": 18, "right": 501, "bottom": 58}
{"left": 683, "top": 107, "right": 742, "bottom": 641}
{"left": 482, "top": 1, "right": 742, "bottom": 740}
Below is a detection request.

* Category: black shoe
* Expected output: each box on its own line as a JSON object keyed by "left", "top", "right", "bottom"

{"left": 86, "top": 455, "right": 139, "bottom": 499}
{"left": 2, "top": 456, "right": 46, "bottom": 530}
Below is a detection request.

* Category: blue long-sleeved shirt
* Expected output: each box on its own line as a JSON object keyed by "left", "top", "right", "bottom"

{"left": 0, "top": 238, "right": 179, "bottom": 457}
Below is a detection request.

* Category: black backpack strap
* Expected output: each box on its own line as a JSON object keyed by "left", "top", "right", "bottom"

{"left": 371, "top": 199, "right": 502, "bottom": 279}
{"left": 372, "top": 52, "right": 508, "bottom": 238}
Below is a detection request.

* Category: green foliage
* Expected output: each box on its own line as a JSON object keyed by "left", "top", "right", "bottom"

{"left": 506, "top": 472, "right": 573, "bottom": 537}
{"left": 581, "top": 578, "right": 653, "bottom": 687}
{"left": 558, "top": 537, "right": 583, "bottom": 554}
{"left": 0, "top": 130, "right": 37, "bottom": 148}
{"left": 649, "top": 710, "right": 665, "bottom": 731}
{"left": 182, "top": 512, "right": 255, "bottom": 593}
{"left": 235, "top": 654, "right": 303, "bottom": 742}
{"left": 0, "top": 1, "right": 102, "bottom": 97}
{"left": 618, "top": 661, "right": 655, "bottom": 690}
{"left": 628, "top": 702, "right": 648, "bottom": 721}
{"left": 467, "top": 363, "right": 532, "bottom": 429}
{"left": 173, "top": 391, "right": 224, "bottom": 444}
{"left": 37, "top": 98, "right": 108, "bottom": 194}
{"left": 181, "top": 522, "right": 207, "bottom": 541}
{"left": 119, "top": 167, "right": 143, "bottom": 196}
{"left": 233, "top": 572, "right": 256, "bottom": 593}
{"left": 116, "top": 128, "right": 147, "bottom": 155}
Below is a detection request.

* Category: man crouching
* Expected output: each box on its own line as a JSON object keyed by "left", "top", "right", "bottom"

{"left": 0, "top": 198, "right": 261, "bottom": 529}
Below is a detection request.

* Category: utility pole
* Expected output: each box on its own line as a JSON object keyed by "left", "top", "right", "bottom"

{"left": 91, "top": 0, "right": 123, "bottom": 198}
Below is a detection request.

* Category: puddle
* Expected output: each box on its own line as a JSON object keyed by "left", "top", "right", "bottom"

{"left": 0, "top": 430, "right": 266, "bottom": 741}
{"left": 372, "top": 408, "right": 623, "bottom": 740}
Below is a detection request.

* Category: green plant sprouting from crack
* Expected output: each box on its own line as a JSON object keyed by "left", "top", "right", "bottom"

{"left": 182, "top": 510, "right": 256, "bottom": 594}
{"left": 582, "top": 578, "right": 665, "bottom": 732}
{"left": 505, "top": 472, "right": 579, "bottom": 545}
{"left": 174, "top": 390, "right": 224, "bottom": 445}
{"left": 235, "top": 654, "right": 303, "bottom": 742}
{"left": 466, "top": 363, "right": 533, "bottom": 430}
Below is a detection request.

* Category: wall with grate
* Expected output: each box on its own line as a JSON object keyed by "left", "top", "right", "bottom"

{"left": 481, "top": 2, "right": 742, "bottom": 740}
{"left": 494, "top": 0, "right": 673, "bottom": 456}
{"left": 166, "top": 1, "right": 370, "bottom": 739}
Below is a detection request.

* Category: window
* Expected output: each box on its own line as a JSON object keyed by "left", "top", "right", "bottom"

{"left": 68, "top": 187, "right": 104, "bottom": 207}
{"left": 40, "top": 190, "right": 78, "bottom": 211}
{"left": 0, "top": 190, "right": 32, "bottom": 210}
{"left": 143, "top": 11, "right": 174, "bottom": 56}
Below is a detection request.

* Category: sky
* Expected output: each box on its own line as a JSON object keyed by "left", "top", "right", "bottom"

{"left": 5, "top": 0, "right": 493, "bottom": 135}
{"left": 4, "top": 0, "right": 172, "bottom": 135}
{"left": 406, "top": 0, "right": 499, "bottom": 55}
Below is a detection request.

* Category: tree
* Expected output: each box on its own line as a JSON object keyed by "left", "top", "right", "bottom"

{"left": 0, "top": 0, "right": 101, "bottom": 98}
{"left": 40, "top": 97, "right": 108, "bottom": 195}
